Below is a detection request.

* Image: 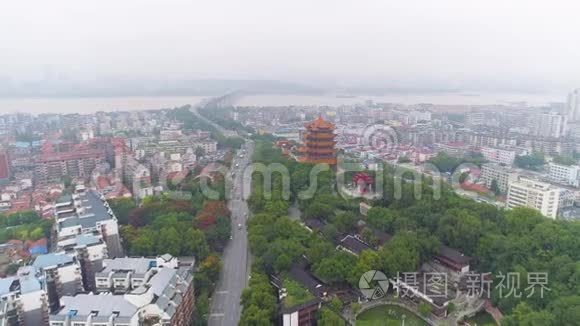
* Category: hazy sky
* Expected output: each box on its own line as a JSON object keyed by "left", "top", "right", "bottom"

{"left": 1, "top": 0, "right": 580, "bottom": 91}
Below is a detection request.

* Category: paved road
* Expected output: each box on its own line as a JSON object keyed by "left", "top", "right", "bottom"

{"left": 207, "top": 141, "right": 254, "bottom": 326}
{"left": 191, "top": 100, "right": 253, "bottom": 326}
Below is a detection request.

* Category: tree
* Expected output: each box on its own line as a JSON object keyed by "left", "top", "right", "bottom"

{"left": 314, "top": 252, "right": 356, "bottom": 284}
{"left": 490, "top": 179, "right": 501, "bottom": 195}
{"left": 108, "top": 198, "right": 136, "bottom": 225}
{"left": 274, "top": 254, "right": 292, "bottom": 272}
{"left": 349, "top": 250, "right": 381, "bottom": 285}
{"left": 240, "top": 273, "right": 277, "bottom": 326}
{"left": 182, "top": 229, "right": 209, "bottom": 260}
{"left": 514, "top": 152, "right": 545, "bottom": 171}
{"left": 360, "top": 227, "right": 378, "bottom": 247}
{"left": 195, "top": 146, "right": 206, "bottom": 158}
{"left": 200, "top": 254, "right": 222, "bottom": 283}
{"left": 552, "top": 155, "right": 577, "bottom": 166}
{"left": 305, "top": 202, "right": 334, "bottom": 220}
{"left": 351, "top": 302, "right": 361, "bottom": 314}
{"left": 130, "top": 228, "right": 157, "bottom": 256}
{"left": 318, "top": 308, "right": 345, "bottom": 326}
{"left": 321, "top": 224, "right": 339, "bottom": 241}
{"left": 330, "top": 297, "right": 343, "bottom": 311}
{"left": 366, "top": 207, "right": 395, "bottom": 232}
{"left": 428, "top": 152, "right": 462, "bottom": 173}
{"left": 264, "top": 200, "right": 289, "bottom": 217}
{"left": 156, "top": 227, "right": 181, "bottom": 256}
{"left": 379, "top": 232, "right": 422, "bottom": 277}
{"left": 193, "top": 291, "right": 210, "bottom": 326}
{"left": 29, "top": 227, "right": 44, "bottom": 240}
{"left": 398, "top": 156, "right": 411, "bottom": 163}
{"left": 502, "top": 303, "right": 555, "bottom": 326}
{"left": 549, "top": 296, "right": 580, "bottom": 325}
{"left": 436, "top": 209, "right": 481, "bottom": 255}
{"left": 418, "top": 302, "right": 432, "bottom": 317}
{"left": 306, "top": 240, "right": 335, "bottom": 263}
{"left": 333, "top": 211, "right": 357, "bottom": 233}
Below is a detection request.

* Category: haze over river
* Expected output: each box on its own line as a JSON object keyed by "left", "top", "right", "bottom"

{"left": 0, "top": 92, "right": 564, "bottom": 115}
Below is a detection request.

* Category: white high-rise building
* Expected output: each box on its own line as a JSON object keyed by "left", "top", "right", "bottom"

{"left": 567, "top": 89, "right": 580, "bottom": 122}
{"left": 480, "top": 163, "right": 519, "bottom": 194}
{"left": 529, "top": 112, "right": 568, "bottom": 138}
{"left": 549, "top": 162, "right": 580, "bottom": 187}
{"left": 507, "top": 177, "right": 562, "bottom": 219}
{"left": 480, "top": 146, "right": 519, "bottom": 166}
{"left": 567, "top": 89, "right": 580, "bottom": 137}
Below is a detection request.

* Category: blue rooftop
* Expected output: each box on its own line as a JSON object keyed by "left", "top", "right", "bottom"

{"left": 11, "top": 141, "right": 30, "bottom": 149}
{"left": 33, "top": 253, "right": 74, "bottom": 270}
{"left": 19, "top": 276, "right": 41, "bottom": 294}
{"left": 75, "top": 234, "right": 100, "bottom": 246}
{"left": 0, "top": 277, "right": 17, "bottom": 295}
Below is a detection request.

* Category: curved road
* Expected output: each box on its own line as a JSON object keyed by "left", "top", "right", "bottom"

{"left": 192, "top": 102, "right": 253, "bottom": 326}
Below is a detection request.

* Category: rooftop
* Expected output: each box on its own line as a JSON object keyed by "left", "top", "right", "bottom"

{"left": 75, "top": 234, "right": 101, "bottom": 247}
{"left": 437, "top": 245, "right": 471, "bottom": 266}
{"left": 97, "top": 257, "right": 156, "bottom": 277}
{"left": 0, "top": 277, "right": 18, "bottom": 295}
{"left": 32, "top": 252, "right": 74, "bottom": 270}
{"left": 59, "top": 191, "right": 113, "bottom": 230}
{"left": 305, "top": 116, "right": 335, "bottom": 130}
{"left": 339, "top": 235, "right": 373, "bottom": 255}
{"left": 51, "top": 294, "right": 138, "bottom": 322}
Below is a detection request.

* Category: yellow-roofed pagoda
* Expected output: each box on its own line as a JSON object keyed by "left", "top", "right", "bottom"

{"left": 298, "top": 116, "right": 337, "bottom": 165}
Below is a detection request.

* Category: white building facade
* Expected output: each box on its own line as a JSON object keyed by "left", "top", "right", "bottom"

{"left": 507, "top": 178, "right": 562, "bottom": 219}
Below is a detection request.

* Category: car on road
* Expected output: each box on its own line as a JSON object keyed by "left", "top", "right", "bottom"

{"left": 237, "top": 223, "right": 242, "bottom": 230}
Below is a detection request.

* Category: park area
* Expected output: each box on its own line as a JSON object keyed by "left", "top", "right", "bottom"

{"left": 356, "top": 305, "right": 428, "bottom": 326}
{"left": 465, "top": 311, "right": 497, "bottom": 325}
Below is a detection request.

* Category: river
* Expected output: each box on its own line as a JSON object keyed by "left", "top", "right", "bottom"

{"left": 0, "top": 92, "right": 565, "bottom": 115}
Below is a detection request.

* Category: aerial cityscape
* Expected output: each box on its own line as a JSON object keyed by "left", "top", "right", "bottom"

{"left": 1, "top": 1, "right": 580, "bottom": 326}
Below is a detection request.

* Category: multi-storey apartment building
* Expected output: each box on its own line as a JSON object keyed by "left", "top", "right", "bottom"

{"left": 548, "top": 162, "right": 580, "bottom": 187}
{"left": 95, "top": 255, "right": 177, "bottom": 294}
{"left": 528, "top": 112, "right": 568, "bottom": 138}
{"left": 193, "top": 139, "right": 218, "bottom": 154}
{"left": 480, "top": 146, "right": 521, "bottom": 166}
{"left": 55, "top": 189, "right": 123, "bottom": 258}
{"left": 507, "top": 177, "right": 562, "bottom": 218}
{"left": 480, "top": 163, "right": 519, "bottom": 194}
{"left": 0, "top": 267, "right": 49, "bottom": 326}
{"left": 49, "top": 256, "right": 195, "bottom": 326}
{"left": 34, "top": 150, "right": 106, "bottom": 184}
{"left": 32, "top": 253, "right": 83, "bottom": 313}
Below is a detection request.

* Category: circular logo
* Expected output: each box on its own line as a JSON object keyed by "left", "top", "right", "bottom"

{"left": 361, "top": 124, "right": 399, "bottom": 152}
{"left": 359, "top": 270, "right": 390, "bottom": 300}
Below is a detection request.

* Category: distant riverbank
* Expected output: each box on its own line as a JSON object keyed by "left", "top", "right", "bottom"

{"left": 0, "top": 96, "right": 208, "bottom": 115}
{"left": 0, "top": 91, "right": 564, "bottom": 115}
{"left": 235, "top": 93, "right": 563, "bottom": 107}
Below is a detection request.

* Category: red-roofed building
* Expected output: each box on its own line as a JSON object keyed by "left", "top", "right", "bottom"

{"left": 34, "top": 149, "right": 106, "bottom": 184}
{"left": 8, "top": 194, "right": 32, "bottom": 213}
